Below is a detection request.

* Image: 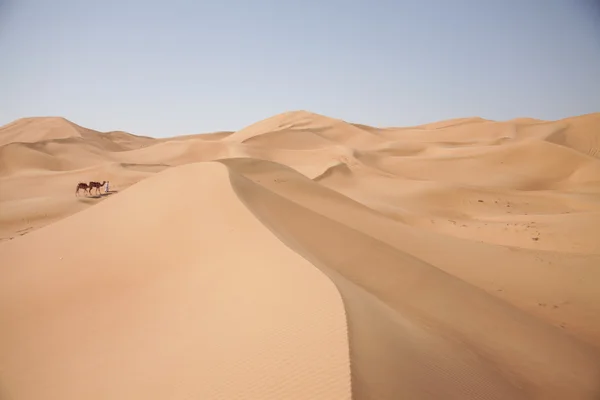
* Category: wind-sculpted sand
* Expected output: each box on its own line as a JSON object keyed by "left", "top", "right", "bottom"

{"left": 1, "top": 111, "right": 600, "bottom": 399}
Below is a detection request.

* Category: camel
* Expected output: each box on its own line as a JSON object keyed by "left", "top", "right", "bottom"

{"left": 88, "top": 181, "right": 107, "bottom": 195}
{"left": 75, "top": 182, "right": 90, "bottom": 196}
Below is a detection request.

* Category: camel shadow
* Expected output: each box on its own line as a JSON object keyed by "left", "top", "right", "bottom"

{"left": 78, "top": 190, "right": 119, "bottom": 200}
{"left": 89, "top": 191, "right": 118, "bottom": 199}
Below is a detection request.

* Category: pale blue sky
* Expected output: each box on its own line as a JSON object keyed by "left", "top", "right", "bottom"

{"left": 1, "top": 0, "right": 599, "bottom": 137}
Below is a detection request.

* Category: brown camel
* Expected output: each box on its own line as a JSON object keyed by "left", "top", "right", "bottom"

{"left": 88, "top": 181, "right": 107, "bottom": 195}
{"left": 75, "top": 182, "right": 90, "bottom": 196}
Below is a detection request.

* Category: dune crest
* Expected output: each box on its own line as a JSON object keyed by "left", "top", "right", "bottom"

{"left": 1, "top": 111, "right": 600, "bottom": 399}
{"left": 0, "top": 162, "right": 351, "bottom": 400}
{"left": 0, "top": 117, "right": 87, "bottom": 146}
{"left": 222, "top": 158, "right": 600, "bottom": 399}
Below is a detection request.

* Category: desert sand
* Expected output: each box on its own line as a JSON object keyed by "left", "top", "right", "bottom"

{"left": 1, "top": 111, "right": 600, "bottom": 399}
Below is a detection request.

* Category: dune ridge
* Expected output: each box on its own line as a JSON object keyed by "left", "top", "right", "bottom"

{"left": 223, "top": 158, "right": 600, "bottom": 399}
{"left": 1, "top": 110, "right": 600, "bottom": 399}
{"left": 0, "top": 162, "right": 352, "bottom": 400}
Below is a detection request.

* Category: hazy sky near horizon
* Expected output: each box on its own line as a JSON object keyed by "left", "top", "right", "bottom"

{"left": 1, "top": 0, "right": 599, "bottom": 137}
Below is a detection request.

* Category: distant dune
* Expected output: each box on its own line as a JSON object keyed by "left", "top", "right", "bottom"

{"left": 1, "top": 110, "right": 600, "bottom": 399}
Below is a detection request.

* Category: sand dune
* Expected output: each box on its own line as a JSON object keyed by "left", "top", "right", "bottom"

{"left": 1, "top": 110, "right": 600, "bottom": 399}
{"left": 0, "top": 117, "right": 87, "bottom": 146}
{"left": 0, "top": 163, "right": 351, "bottom": 400}
{"left": 222, "top": 158, "right": 600, "bottom": 399}
{"left": 226, "top": 110, "right": 388, "bottom": 150}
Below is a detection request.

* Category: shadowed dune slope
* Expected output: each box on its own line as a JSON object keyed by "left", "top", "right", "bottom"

{"left": 220, "top": 159, "right": 600, "bottom": 348}
{"left": 542, "top": 113, "right": 600, "bottom": 158}
{"left": 222, "top": 158, "right": 600, "bottom": 400}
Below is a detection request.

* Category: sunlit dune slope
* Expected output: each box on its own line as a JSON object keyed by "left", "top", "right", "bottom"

{"left": 0, "top": 162, "right": 351, "bottom": 400}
